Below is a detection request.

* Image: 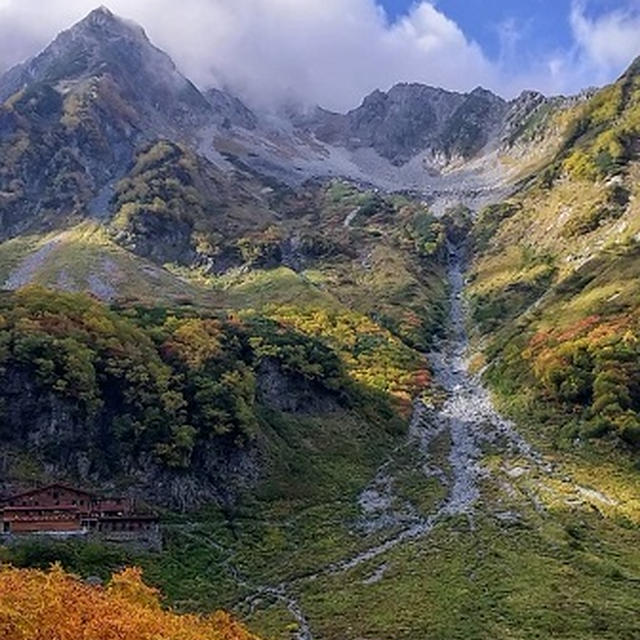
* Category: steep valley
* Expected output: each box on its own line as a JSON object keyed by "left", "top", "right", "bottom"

{"left": 0, "top": 7, "right": 640, "bottom": 640}
{"left": 126, "top": 243, "right": 640, "bottom": 640}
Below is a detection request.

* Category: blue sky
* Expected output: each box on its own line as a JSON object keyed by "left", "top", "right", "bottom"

{"left": 380, "top": 1, "right": 634, "bottom": 68}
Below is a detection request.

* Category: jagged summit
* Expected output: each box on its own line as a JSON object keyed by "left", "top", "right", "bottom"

{"left": 470, "top": 86, "right": 497, "bottom": 98}
{"left": 3, "top": 4, "right": 633, "bottom": 203}
{"left": 70, "top": 4, "right": 151, "bottom": 46}
{"left": 27, "top": 6, "right": 172, "bottom": 83}
{"left": 0, "top": 6, "right": 263, "bottom": 133}
{"left": 0, "top": 5, "right": 213, "bottom": 126}
{"left": 90, "top": 4, "right": 115, "bottom": 17}
{"left": 293, "top": 81, "right": 509, "bottom": 165}
{"left": 0, "top": 6, "right": 263, "bottom": 242}
{"left": 620, "top": 54, "right": 640, "bottom": 80}
{"left": 83, "top": 5, "right": 118, "bottom": 23}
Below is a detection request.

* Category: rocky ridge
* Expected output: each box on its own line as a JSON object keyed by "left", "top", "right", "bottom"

{"left": 0, "top": 6, "right": 580, "bottom": 248}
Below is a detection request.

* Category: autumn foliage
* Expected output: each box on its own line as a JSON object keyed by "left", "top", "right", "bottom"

{"left": 0, "top": 564, "right": 259, "bottom": 640}
{"left": 523, "top": 311, "right": 640, "bottom": 446}
{"left": 0, "top": 287, "right": 363, "bottom": 470}
{"left": 265, "top": 305, "right": 430, "bottom": 411}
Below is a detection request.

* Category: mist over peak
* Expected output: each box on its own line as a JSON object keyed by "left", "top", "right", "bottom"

{"left": 0, "top": 1, "right": 638, "bottom": 113}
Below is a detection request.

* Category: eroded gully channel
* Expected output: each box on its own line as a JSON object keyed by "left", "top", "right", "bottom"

{"left": 230, "top": 242, "right": 549, "bottom": 640}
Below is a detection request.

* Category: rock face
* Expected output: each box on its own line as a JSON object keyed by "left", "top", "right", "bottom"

{"left": 242, "top": 79, "right": 572, "bottom": 198}
{"left": 0, "top": 6, "right": 626, "bottom": 514}
{"left": 294, "top": 84, "right": 510, "bottom": 166}
{"left": 0, "top": 365, "right": 257, "bottom": 510}
{"left": 0, "top": 6, "right": 574, "bottom": 244}
{"left": 0, "top": 6, "right": 260, "bottom": 242}
{"left": 256, "top": 358, "right": 340, "bottom": 414}
{"left": 0, "top": 6, "right": 211, "bottom": 128}
{"left": 113, "top": 210, "right": 197, "bottom": 265}
{"left": 205, "top": 88, "right": 258, "bottom": 130}
{"left": 0, "top": 357, "right": 352, "bottom": 509}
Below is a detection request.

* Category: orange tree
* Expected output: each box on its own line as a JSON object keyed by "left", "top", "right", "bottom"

{"left": 0, "top": 564, "right": 259, "bottom": 640}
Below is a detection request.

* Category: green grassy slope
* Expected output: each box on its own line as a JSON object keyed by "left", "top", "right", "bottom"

{"left": 4, "top": 60, "right": 640, "bottom": 640}
{"left": 0, "top": 178, "right": 450, "bottom": 498}
{"left": 469, "top": 61, "right": 640, "bottom": 460}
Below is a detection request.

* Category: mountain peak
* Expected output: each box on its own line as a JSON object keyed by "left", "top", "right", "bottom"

{"left": 360, "top": 88, "right": 387, "bottom": 107}
{"left": 71, "top": 5, "right": 146, "bottom": 41}
{"left": 469, "top": 86, "right": 502, "bottom": 102}
{"left": 0, "top": 5, "right": 214, "bottom": 125}
{"left": 88, "top": 5, "right": 115, "bottom": 19}
{"left": 2, "top": 7, "right": 160, "bottom": 92}
{"left": 621, "top": 54, "right": 640, "bottom": 80}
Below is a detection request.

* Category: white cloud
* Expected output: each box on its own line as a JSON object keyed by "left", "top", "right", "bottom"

{"left": 571, "top": 0, "right": 640, "bottom": 71}
{"left": 489, "top": 2, "right": 640, "bottom": 100}
{"left": 520, "top": 1, "right": 640, "bottom": 97}
{"left": 0, "top": 0, "right": 497, "bottom": 110}
{"left": 0, "top": 0, "right": 637, "bottom": 111}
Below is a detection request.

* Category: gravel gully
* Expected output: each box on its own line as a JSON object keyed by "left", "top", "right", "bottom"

{"left": 231, "top": 242, "right": 545, "bottom": 640}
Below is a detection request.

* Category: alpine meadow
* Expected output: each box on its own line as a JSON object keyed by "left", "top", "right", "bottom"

{"left": 0, "top": 4, "right": 639, "bottom": 640}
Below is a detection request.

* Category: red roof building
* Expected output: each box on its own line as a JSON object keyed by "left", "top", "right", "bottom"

{"left": 1, "top": 484, "right": 157, "bottom": 535}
